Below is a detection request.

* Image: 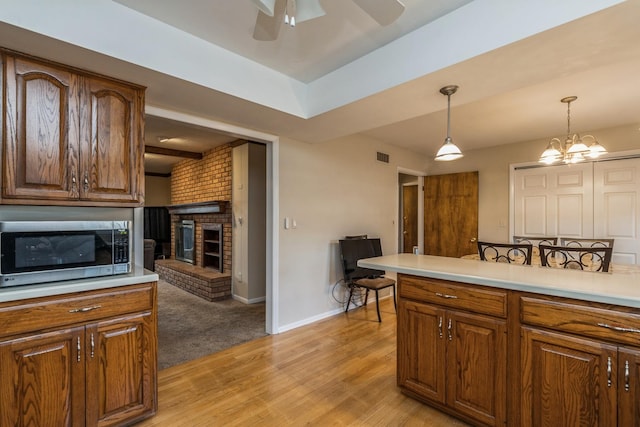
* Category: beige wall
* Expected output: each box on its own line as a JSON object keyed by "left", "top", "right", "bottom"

{"left": 426, "top": 123, "right": 640, "bottom": 243}
{"left": 144, "top": 175, "right": 171, "bottom": 206}
{"left": 277, "top": 134, "right": 427, "bottom": 329}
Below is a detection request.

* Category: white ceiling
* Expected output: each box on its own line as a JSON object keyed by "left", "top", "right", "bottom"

{"left": 0, "top": 0, "right": 639, "bottom": 174}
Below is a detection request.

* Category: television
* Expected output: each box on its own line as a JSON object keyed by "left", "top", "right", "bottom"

{"left": 339, "top": 238, "right": 385, "bottom": 281}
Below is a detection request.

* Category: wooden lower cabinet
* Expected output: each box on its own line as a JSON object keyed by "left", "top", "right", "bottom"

{"left": 0, "top": 282, "right": 157, "bottom": 426}
{"left": 398, "top": 274, "right": 640, "bottom": 426}
{"left": 397, "top": 287, "right": 507, "bottom": 426}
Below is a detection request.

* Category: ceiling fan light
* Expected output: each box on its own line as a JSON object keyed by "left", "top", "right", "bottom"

{"left": 435, "top": 138, "right": 463, "bottom": 161}
{"left": 251, "top": 0, "right": 277, "bottom": 16}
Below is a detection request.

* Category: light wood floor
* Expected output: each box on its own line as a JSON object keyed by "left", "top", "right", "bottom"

{"left": 137, "top": 299, "right": 469, "bottom": 426}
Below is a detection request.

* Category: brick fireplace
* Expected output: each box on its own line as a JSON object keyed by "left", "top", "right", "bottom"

{"left": 155, "top": 143, "right": 236, "bottom": 301}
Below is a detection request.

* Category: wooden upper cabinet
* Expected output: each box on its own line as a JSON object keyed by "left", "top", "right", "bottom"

{"left": 1, "top": 49, "right": 145, "bottom": 206}
{"left": 82, "top": 75, "right": 143, "bottom": 203}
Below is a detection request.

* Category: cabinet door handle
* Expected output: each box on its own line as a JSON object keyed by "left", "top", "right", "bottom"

{"left": 435, "top": 292, "right": 458, "bottom": 299}
{"left": 625, "top": 360, "right": 630, "bottom": 391}
{"left": 69, "top": 305, "right": 102, "bottom": 313}
{"left": 438, "top": 316, "right": 443, "bottom": 339}
{"left": 71, "top": 174, "right": 77, "bottom": 187}
{"left": 597, "top": 322, "right": 640, "bottom": 334}
{"left": 83, "top": 174, "right": 89, "bottom": 190}
{"left": 90, "top": 333, "right": 95, "bottom": 359}
{"left": 77, "top": 336, "right": 81, "bottom": 363}
{"left": 447, "top": 318, "right": 453, "bottom": 341}
{"left": 607, "top": 356, "right": 612, "bottom": 387}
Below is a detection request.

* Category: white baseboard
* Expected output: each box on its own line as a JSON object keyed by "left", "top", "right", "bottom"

{"left": 232, "top": 294, "right": 266, "bottom": 304}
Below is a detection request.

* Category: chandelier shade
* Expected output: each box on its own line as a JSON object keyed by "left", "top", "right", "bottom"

{"left": 434, "top": 85, "right": 463, "bottom": 162}
{"left": 539, "top": 96, "right": 607, "bottom": 165}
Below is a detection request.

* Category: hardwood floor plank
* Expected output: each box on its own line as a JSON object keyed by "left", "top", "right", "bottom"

{"left": 137, "top": 300, "right": 469, "bottom": 426}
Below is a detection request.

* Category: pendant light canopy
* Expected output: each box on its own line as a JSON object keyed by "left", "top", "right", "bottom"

{"left": 435, "top": 85, "right": 463, "bottom": 161}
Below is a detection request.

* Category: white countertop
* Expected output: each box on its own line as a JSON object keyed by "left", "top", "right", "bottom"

{"left": 0, "top": 266, "right": 159, "bottom": 303}
{"left": 358, "top": 254, "right": 640, "bottom": 309}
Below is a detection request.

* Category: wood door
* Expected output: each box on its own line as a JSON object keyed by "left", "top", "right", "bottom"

{"left": 521, "top": 327, "right": 617, "bottom": 427}
{"left": 594, "top": 158, "right": 640, "bottom": 265}
{"left": 446, "top": 310, "right": 507, "bottom": 426}
{"left": 402, "top": 184, "right": 418, "bottom": 253}
{"left": 2, "top": 53, "right": 80, "bottom": 201}
{"left": 0, "top": 327, "right": 86, "bottom": 426}
{"left": 397, "top": 300, "right": 446, "bottom": 404}
{"left": 86, "top": 312, "right": 157, "bottom": 427}
{"left": 81, "top": 75, "right": 144, "bottom": 204}
{"left": 618, "top": 347, "right": 640, "bottom": 427}
{"left": 424, "top": 171, "right": 478, "bottom": 257}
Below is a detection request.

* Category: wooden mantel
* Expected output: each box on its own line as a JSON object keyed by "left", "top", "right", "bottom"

{"left": 167, "top": 201, "right": 227, "bottom": 215}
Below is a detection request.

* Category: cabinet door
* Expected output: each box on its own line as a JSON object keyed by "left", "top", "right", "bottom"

{"left": 0, "top": 327, "right": 85, "bottom": 426}
{"left": 85, "top": 311, "right": 156, "bottom": 427}
{"left": 2, "top": 54, "right": 80, "bottom": 200}
{"left": 521, "top": 327, "right": 617, "bottom": 427}
{"left": 618, "top": 347, "right": 640, "bottom": 427}
{"left": 397, "top": 300, "right": 446, "bottom": 404}
{"left": 446, "top": 310, "right": 507, "bottom": 426}
{"left": 80, "top": 75, "right": 144, "bottom": 203}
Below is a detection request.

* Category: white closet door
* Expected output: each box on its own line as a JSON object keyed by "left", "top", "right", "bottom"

{"left": 514, "top": 163, "right": 593, "bottom": 238}
{"left": 594, "top": 158, "right": 640, "bottom": 264}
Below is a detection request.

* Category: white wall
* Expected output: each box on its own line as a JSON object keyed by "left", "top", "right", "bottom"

{"left": 426, "top": 123, "right": 640, "bottom": 243}
{"left": 276, "top": 134, "right": 427, "bottom": 330}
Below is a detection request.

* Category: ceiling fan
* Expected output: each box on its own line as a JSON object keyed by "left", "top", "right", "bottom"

{"left": 250, "top": 0, "right": 406, "bottom": 41}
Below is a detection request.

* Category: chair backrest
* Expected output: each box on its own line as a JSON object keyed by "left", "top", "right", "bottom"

{"left": 339, "top": 238, "right": 384, "bottom": 282}
{"left": 513, "top": 236, "right": 558, "bottom": 251}
{"left": 559, "top": 237, "right": 615, "bottom": 249}
{"left": 539, "top": 244, "right": 613, "bottom": 272}
{"left": 477, "top": 241, "right": 533, "bottom": 265}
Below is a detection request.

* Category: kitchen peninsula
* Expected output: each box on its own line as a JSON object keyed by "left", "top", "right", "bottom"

{"left": 359, "top": 254, "right": 640, "bottom": 426}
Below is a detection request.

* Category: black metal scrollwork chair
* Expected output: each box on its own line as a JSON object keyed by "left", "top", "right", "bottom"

{"left": 477, "top": 241, "right": 533, "bottom": 265}
{"left": 539, "top": 244, "right": 613, "bottom": 272}
{"left": 559, "top": 237, "right": 615, "bottom": 249}
{"left": 339, "top": 237, "right": 396, "bottom": 322}
{"left": 513, "top": 236, "right": 558, "bottom": 256}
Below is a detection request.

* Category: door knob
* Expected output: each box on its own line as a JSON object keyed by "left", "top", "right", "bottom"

{"left": 470, "top": 238, "right": 477, "bottom": 243}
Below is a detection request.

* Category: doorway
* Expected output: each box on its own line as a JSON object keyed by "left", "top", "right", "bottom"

{"left": 398, "top": 171, "right": 424, "bottom": 254}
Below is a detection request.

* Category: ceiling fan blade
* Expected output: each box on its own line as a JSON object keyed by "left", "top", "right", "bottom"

{"left": 296, "top": 0, "right": 326, "bottom": 24}
{"left": 253, "top": 0, "right": 286, "bottom": 40}
{"left": 250, "top": 0, "right": 276, "bottom": 17}
{"left": 351, "top": 0, "right": 405, "bottom": 26}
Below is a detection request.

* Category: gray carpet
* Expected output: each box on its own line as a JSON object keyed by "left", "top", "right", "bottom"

{"left": 157, "top": 279, "right": 267, "bottom": 370}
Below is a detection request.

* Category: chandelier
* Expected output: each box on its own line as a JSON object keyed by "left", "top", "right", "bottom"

{"left": 539, "top": 96, "right": 607, "bottom": 165}
{"left": 434, "top": 85, "right": 463, "bottom": 161}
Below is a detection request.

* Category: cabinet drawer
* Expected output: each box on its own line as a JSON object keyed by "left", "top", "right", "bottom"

{"left": 521, "top": 296, "right": 640, "bottom": 347}
{"left": 398, "top": 275, "right": 507, "bottom": 318}
{"left": 0, "top": 282, "right": 155, "bottom": 339}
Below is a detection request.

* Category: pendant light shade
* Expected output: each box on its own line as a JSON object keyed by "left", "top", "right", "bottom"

{"left": 435, "top": 85, "right": 463, "bottom": 161}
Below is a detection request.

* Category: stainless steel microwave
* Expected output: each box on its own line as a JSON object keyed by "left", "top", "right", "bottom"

{"left": 0, "top": 220, "right": 131, "bottom": 287}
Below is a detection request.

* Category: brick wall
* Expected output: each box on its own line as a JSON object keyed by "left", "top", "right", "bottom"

{"left": 170, "top": 143, "right": 233, "bottom": 273}
{"left": 171, "top": 144, "right": 232, "bottom": 204}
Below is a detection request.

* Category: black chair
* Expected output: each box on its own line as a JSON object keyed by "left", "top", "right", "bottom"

{"left": 339, "top": 238, "right": 396, "bottom": 322}
{"left": 477, "top": 241, "right": 533, "bottom": 265}
{"left": 559, "top": 237, "right": 615, "bottom": 249}
{"left": 513, "top": 236, "right": 558, "bottom": 255}
{"left": 539, "top": 244, "right": 613, "bottom": 272}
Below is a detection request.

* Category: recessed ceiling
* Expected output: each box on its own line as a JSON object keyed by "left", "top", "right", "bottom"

{"left": 0, "top": 0, "right": 637, "bottom": 174}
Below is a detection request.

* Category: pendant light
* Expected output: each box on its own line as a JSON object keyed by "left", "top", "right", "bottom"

{"left": 435, "top": 85, "right": 463, "bottom": 161}
{"left": 539, "top": 96, "right": 607, "bottom": 165}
